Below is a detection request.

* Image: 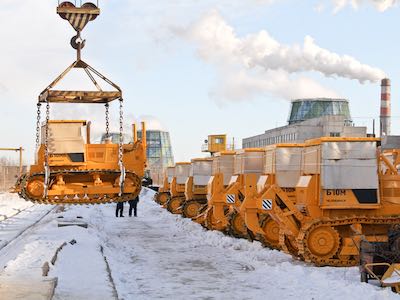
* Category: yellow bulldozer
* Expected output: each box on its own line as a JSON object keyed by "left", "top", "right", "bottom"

{"left": 15, "top": 2, "right": 147, "bottom": 205}
{"left": 154, "top": 166, "right": 174, "bottom": 205}
{"left": 194, "top": 151, "right": 235, "bottom": 229}
{"left": 18, "top": 120, "right": 146, "bottom": 204}
{"left": 205, "top": 149, "right": 264, "bottom": 238}
{"left": 166, "top": 162, "right": 192, "bottom": 213}
{"left": 181, "top": 158, "right": 214, "bottom": 219}
{"left": 245, "top": 137, "right": 400, "bottom": 266}
{"left": 242, "top": 143, "right": 303, "bottom": 249}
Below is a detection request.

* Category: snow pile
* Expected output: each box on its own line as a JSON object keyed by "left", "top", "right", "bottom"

{"left": 50, "top": 226, "right": 116, "bottom": 300}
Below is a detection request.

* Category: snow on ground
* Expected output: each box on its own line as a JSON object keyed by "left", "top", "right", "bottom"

{"left": 89, "top": 189, "right": 400, "bottom": 300}
{"left": 0, "top": 196, "right": 115, "bottom": 300}
{"left": 0, "top": 190, "right": 400, "bottom": 300}
{"left": 0, "top": 193, "right": 33, "bottom": 221}
{"left": 0, "top": 196, "right": 53, "bottom": 253}
{"left": 50, "top": 225, "right": 116, "bottom": 300}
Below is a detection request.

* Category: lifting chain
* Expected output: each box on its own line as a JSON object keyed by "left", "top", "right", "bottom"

{"left": 119, "top": 98, "right": 124, "bottom": 163}
{"left": 118, "top": 98, "right": 125, "bottom": 196}
{"left": 35, "top": 103, "right": 41, "bottom": 149}
{"left": 105, "top": 103, "right": 110, "bottom": 139}
{"left": 44, "top": 101, "right": 50, "bottom": 161}
{"left": 44, "top": 101, "right": 50, "bottom": 197}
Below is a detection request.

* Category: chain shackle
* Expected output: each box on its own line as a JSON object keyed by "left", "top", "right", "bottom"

{"left": 105, "top": 103, "right": 110, "bottom": 139}
{"left": 118, "top": 98, "right": 124, "bottom": 164}
{"left": 118, "top": 98, "right": 125, "bottom": 196}
{"left": 43, "top": 101, "right": 51, "bottom": 199}
{"left": 35, "top": 103, "right": 42, "bottom": 149}
{"left": 44, "top": 101, "right": 50, "bottom": 164}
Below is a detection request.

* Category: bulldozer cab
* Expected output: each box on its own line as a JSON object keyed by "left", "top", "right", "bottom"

{"left": 41, "top": 120, "right": 88, "bottom": 164}
{"left": 191, "top": 158, "right": 213, "bottom": 187}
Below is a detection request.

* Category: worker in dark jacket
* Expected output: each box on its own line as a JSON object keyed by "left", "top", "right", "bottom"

{"left": 128, "top": 196, "right": 139, "bottom": 217}
{"left": 115, "top": 201, "right": 125, "bottom": 217}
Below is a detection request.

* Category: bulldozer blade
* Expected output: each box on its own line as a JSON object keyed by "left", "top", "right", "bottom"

{"left": 244, "top": 210, "right": 265, "bottom": 235}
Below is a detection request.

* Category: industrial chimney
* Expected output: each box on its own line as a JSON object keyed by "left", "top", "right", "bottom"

{"left": 380, "top": 78, "right": 391, "bottom": 137}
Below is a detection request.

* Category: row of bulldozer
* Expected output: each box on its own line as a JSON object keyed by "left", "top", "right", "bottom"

{"left": 154, "top": 136, "right": 400, "bottom": 269}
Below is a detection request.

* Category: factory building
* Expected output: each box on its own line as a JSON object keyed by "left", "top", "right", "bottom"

{"left": 243, "top": 98, "right": 368, "bottom": 148}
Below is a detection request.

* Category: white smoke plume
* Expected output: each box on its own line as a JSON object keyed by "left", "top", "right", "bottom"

{"left": 173, "top": 10, "right": 385, "bottom": 103}
{"left": 332, "top": 0, "right": 400, "bottom": 12}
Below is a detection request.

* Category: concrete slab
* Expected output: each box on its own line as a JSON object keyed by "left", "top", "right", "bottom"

{"left": 57, "top": 220, "right": 88, "bottom": 228}
{"left": 0, "top": 277, "right": 57, "bottom": 300}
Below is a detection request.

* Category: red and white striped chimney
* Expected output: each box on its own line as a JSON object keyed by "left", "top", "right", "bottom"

{"left": 380, "top": 78, "right": 391, "bottom": 137}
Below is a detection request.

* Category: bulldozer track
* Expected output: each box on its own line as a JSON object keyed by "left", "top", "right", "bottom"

{"left": 204, "top": 207, "right": 226, "bottom": 231}
{"left": 166, "top": 197, "right": 184, "bottom": 214}
{"left": 279, "top": 231, "right": 300, "bottom": 259}
{"left": 256, "top": 215, "right": 281, "bottom": 250}
{"left": 297, "top": 216, "right": 400, "bottom": 267}
{"left": 227, "top": 211, "right": 249, "bottom": 239}
{"left": 182, "top": 199, "right": 205, "bottom": 219}
{"left": 18, "top": 169, "right": 141, "bottom": 205}
{"left": 154, "top": 192, "right": 170, "bottom": 205}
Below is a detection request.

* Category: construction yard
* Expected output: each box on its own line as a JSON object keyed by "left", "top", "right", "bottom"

{"left": 2, "top": 1, "right": 400, "bottom": 299}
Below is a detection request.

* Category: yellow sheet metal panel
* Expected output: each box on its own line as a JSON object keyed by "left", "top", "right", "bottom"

{"left": 176, "top": 164, "right": 192, "bottom": 184}
{"left": 212, "top": 154, "right": 235, "bottom": 185}
{"left": 263, "top": 149, "right": 275, "bottom": 174}
{"left": 234, "top": 151, "right": 263, "bottom": 175}
{"left": 322, "top": 141, "right": 376, "bottom": 160}
{"left": 167, "top": 167, "right": 175, "bottom": 184}
{"left": 302, "top": 145, "right": 320, "bottom": 175}
{"left": 275, "top": 147, "right": 303, "bottom": 188}
{"left": 192, "top": 160, "right": 213, "bottom": 186}
{"left": 321, "top": 141, "right": 378, "bottom": 189}
{"left": 42, "top": 122, "right": 85, "bottom": 154}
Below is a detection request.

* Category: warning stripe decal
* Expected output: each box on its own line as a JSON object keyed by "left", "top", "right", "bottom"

{"left": 65, "top": 13, "right": 91, "bottom": 31}
{"left": 262, "top": 199, "right": 272, "bottom": 210}
{"left": 226, "top": 194, "right": 235, "bottom": 204}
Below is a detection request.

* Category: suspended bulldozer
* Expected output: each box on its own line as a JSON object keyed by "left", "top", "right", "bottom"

{"left": 250, "top": 137, "right": 400, "bottom": 266}
{"left": 166, "top": 162, "right": 191, "bottom": 214}
{"left": 242, "top": 143, "right": 303, "bottom": 250}
{"left": 154, "top": 166, "right": 174, "bottom": 205}
{"left": 15, "top": 2, "right": 147, "bottom": 204}
{"left": 181, "top": 158, "right": 213, "bottom": 219}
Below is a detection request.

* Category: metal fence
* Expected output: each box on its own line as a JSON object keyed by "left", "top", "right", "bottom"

{"left": 0, "top": 165, "right": 26, "bottom": 192}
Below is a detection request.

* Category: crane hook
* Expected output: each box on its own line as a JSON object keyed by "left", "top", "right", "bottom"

{"left": 70, "top": 33, "right": 86, "bottom": 50}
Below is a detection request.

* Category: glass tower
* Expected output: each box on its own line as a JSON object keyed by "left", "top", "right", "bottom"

{"left": 138, "top": 130, "right": 174, "bottom": 185}
{"left": 100, "top": 130, "right": 174, "bottom": 185}
{"left": 288, "top": 98, "right": 352, "bottom": 125}
{"left": 137, "top": 130, "right": 174, "bottom": 169}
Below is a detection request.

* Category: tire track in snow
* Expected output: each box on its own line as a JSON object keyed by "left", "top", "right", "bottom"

{"left": 100, "top": 245, "right": 120, "bottom": 300}
{"left": 0, "top": 205, "right": 55, "bottom": 253}
{"left": 0, "top": 204, "right": 34, "bottom": 222}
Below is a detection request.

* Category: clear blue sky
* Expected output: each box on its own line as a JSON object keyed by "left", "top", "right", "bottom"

{"left": 0, "top": 0, "right": 399, "bottom": 163}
